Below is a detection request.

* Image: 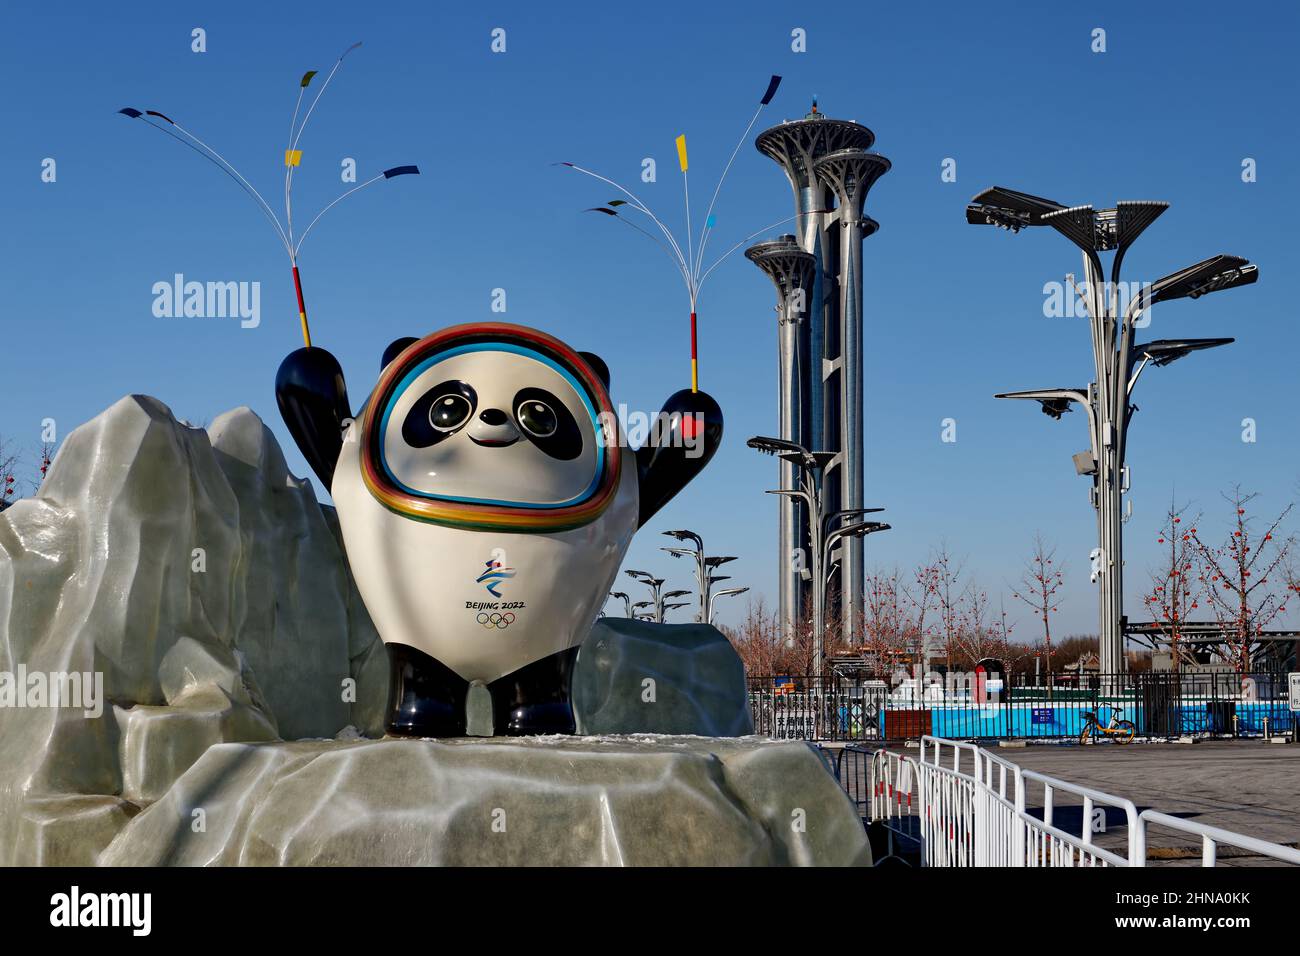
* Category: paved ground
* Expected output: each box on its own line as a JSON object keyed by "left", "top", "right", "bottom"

{"left": 857, "top": 739, "right": 1300, "bottom": 865}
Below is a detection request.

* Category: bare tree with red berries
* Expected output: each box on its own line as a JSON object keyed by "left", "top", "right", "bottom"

{"left": 0, "top": 435, "right": 20, "bottom": 512}
{"left": 1189, "top": 487, "right": 1294, "bottom": 673}
{"left": 928, "top": 545, "right": 966, "bottom": 666}
{"left": 903, "top": 560, "right": 940, "bottom": 666}
{"left": 993, "top": 596, "right": 1015, "bottom": 645}
{"left": 727, "top": 594, "right": 831, "bottom": 677}
{"left": 38, "top": 440, "right": 54, "bottom": 485}
{"left": 863, "top": 568, "right": 911, "bottom": 673}
{"left": 1010, "top": 534, "right": 1065, "bottom": 672}
{"left": 951, "top": 582, "right": 991, "bottom": 666}
{"left": 1142, "top": 502, "right": 1202, "bottom": 669}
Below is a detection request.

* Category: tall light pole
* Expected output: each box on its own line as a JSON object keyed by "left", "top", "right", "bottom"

{"left": 709, "top": 587, "right": 750, "bottom": 624}
{"left": 661, "top": 531, "right": 740, "bottom": 626}
{"left": 748, "top": 435, "right": 889, "bottom": 674}
{"left": 822, "top": 507, "right": 886, "bottom": 617}
{"left": 626, "top": 570, "right": 670, "bottom": 624}
{"left": 824, "top": 519, "right": 890, "bottom": 606}
{"left": 662, "top": 530, "right": 706, "bottom": 622}
{"left": 660, "top": 545, "right": 704, "bottom": 613}
{"left": 750, "top": 436, "right": 830, "bottom": 666}
{"left": 969, "top": 186, "right": 1258, "bottom": 677}
{"left": 663, "top": 589, "right": 692, "bottom": 623}
{"left": 663, "top": 601, "right": 692, "bottom": 621}
{"left": 608, "top": 591, "right": 633, "bottom": 617}
{"left": 705, "top": 555, "right": 738, "bottom": 586}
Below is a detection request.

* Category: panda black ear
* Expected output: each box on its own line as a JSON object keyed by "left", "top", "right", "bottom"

{"left": 382, "top": 337, "right": 419, "bottom": 370}
{"left": 578, "top": 351, "right": 610, "bottom": 390}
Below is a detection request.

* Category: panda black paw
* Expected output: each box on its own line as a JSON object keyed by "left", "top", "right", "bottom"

{"left": 497, "top": 702, "right": 577, "bottom": 736}
{"left": 488, "top": 647, "right": 580, "bottom": 736}
{"left": 384, "top": 643, "right": 469, "bottom": 738}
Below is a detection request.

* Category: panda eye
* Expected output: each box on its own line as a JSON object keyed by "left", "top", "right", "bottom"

{"left": 430, "top": 394, "right": 472, "bottom": 432}
{"left": 401, "top": 379, "right": 477, "bottom": 448}
{"left": 512, "top": 386, "right": 582, "bottom": 460}
{"left": 516, "top": 399, "right": 558, "bottom": 438}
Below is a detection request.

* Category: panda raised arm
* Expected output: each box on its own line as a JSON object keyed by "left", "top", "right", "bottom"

{"left": 632, "top": 387, "right": 724, "bottom": 527}
{"left": 274, "top": 346, "right": 353, "bottom": 491}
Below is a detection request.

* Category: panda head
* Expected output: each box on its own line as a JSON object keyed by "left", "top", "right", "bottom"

{"left": 358, "top": 323, "right": 621, "bottom": 532}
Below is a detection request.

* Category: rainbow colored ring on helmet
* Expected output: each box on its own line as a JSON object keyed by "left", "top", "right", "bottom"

{"left": 358, "top": 322, "right": 621, "bottom": 532}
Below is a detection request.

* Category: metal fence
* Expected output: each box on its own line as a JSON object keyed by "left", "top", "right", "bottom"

{"left": 834, "top": 736, "right": 1300, "bottom": 867}
{"left": 750, "top": 669, "right": 1293, "bottom": 742}
{"left": 748, "top": 676, "right": 888, "bottom": 741}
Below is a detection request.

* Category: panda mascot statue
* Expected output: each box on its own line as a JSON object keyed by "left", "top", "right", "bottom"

{"left": 274, "top": 323, "right": 722, "bottom": 737}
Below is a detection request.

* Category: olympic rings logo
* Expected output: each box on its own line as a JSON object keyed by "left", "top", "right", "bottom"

{"left": 476, "top": 612, "right": 516, "bottom": 629}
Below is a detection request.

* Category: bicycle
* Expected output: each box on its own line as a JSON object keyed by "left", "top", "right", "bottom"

{"left": 1078, "top": 704, "right": 1135, "bottom": 745}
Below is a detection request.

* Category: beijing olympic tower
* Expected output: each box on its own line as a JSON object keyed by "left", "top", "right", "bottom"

{"left": 747, "top": 103, "right": 890, "bottom": 643}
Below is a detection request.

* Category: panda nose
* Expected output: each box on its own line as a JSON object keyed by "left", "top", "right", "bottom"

{"left": 468, "top": 409, "right": 520, "bottom": 447}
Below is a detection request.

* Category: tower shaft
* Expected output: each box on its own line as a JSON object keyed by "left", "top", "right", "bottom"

{"left": 756, "top": 113, "right": 889, "bottom": 654}
{"left": 746, "top": 239, "right": 815, "bottom": 637}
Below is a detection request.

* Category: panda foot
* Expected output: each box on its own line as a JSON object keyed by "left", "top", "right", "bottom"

{"left": 498, "top": 702, "right": 577, "bottom": 736}
{"left": 384, "top": 643, "right": 468, "bottom": 738}
{"left": 489, "top": 647, "right": 579, "bottom": 736}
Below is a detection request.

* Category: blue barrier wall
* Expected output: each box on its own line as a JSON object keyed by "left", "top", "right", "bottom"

{"left": 894, "top": 700, "right": 1295, "bottom": 739}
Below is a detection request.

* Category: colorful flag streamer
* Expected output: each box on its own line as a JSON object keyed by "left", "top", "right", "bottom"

{"left": 118, "top": 41, "right": 419, "bottom": 349}
{"left": 560, "top": 74, "right": 787, "bottom": 392}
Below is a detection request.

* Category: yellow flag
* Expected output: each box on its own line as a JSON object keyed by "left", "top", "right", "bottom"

{"left": 675, "top": 135, "right": 688, "bottom": 173}
{"left": 285, "top": 149, "right": 303, "bottom": 167}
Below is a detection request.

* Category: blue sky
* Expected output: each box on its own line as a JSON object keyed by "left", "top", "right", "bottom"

{"left": 2, "top": 1, "right": 1297, "bottom": 639}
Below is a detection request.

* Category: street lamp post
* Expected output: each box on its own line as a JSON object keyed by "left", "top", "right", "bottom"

{"left": 662, "top": 531, "right": 741, "bottom": 626}
{"left": 662, "top": 530, "right": 707, "bottom": 622}
{"left": 708, "top": 587, "right": 750, "bottom": 624}
{"left": 748, "top": 435, "right": 889, "bottom": 675}
{"left": 824, "top": 520, "right": 890, "bottom": 595}
{"left": 608, "top": 591, "right": 633, "bottom": 617}
{"left": 646, "top": 577, "right": 666, "bottom": 623}
{"left": 626, "top": 570, "right": 671, "bottom": 623}
{"left": 969, "top": 186, "right": 1258, "bottom": 677}
{"left": 663, "top": 589, "right": 692, "bottom": 623}
{"left": 704, "top": 555, "right": 739, "bottom": 609}
{"left": 663, "top": 601, "right": 692, "bottom": 621}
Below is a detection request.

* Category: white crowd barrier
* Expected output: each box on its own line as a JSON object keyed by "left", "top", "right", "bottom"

{"left": 1135, "top": 810, "right": 1300, "bottom": 866}
{"left": 860, "top": 735, "right": 1298, "bottom": 867}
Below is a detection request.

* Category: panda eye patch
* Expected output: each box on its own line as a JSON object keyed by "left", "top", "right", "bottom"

{"left": 513, "top": 386, "right": 582, "bottom": 461}
{"left": 402, "top": 380, "right": 477, "bottom": 447}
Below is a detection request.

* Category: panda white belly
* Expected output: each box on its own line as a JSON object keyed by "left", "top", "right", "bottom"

{"left": 332, "top": 435, "right": 639, "bottom": 684}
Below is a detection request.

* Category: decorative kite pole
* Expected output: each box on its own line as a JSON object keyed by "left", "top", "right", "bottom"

{"left": 561, "top": 75, "right": 787, "bottom": 393}
{"left": 119, "top": 41, "right": 420, "bottom": 348}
